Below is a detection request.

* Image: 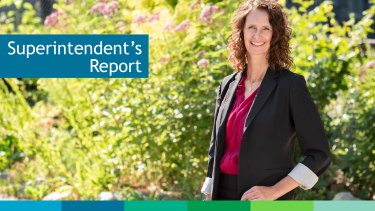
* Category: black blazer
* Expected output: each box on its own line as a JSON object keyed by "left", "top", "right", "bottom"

{"left": 206, "top": 66, "right": 332, "bottom": 200}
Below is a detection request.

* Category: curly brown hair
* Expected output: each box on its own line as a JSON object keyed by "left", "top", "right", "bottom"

{"left": 228, "top": 0, "right": 294, "bottom": 73}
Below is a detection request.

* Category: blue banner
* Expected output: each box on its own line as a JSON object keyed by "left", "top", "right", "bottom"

{"left": 0, "top": 35, "right": 149, "bottom": 78}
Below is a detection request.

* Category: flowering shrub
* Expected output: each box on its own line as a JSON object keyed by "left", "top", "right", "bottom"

{"left": 148, "top": 11, "right": 160, "bottom": 22}
{"left": 189, "top": 1, "right": 201, "bottom": 10}
{"left": 174, "top": 20, "right": 191, "bottom": 32}
{"left": 199, "top": 4, "right": 220, "bottom": 24}
{"left": 158, "top": 57, "right": 170, "bottom": 63}
{"left": 90, "top": 1, "right": 119, "bottom": 16}
{"left": 132, "top": 14, "right": 149, "bottom": 24}
{"left": 1, "top": 0, "right": 375, "bottom": 200}
{"left": 90, "top": 2, "right": 106, "bottom": 14}
{"left": 197, "top": 58, "right": 210, "bottom": 67}
{"left": 44, "top": 11, "right": 65, "bottom": 27}
{"left": 163, "top": 22, "right": 176, "bottom": 31}
{"left": 197, "top": 51, "right": 205, "bottom": 58}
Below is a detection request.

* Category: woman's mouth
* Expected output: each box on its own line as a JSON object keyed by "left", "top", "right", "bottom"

{"left": 251, "top": 41, "right": 265, "bottom": 46}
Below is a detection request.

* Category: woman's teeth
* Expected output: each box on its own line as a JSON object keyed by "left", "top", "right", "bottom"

{"left": 251, "top": 42, "right": 265, "bottom": 46}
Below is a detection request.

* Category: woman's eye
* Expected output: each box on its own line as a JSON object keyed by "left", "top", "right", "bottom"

{"left": 264, "top": 28, "right": 269, "bottom": 30}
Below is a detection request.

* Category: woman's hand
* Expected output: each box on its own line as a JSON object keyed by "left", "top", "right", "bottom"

{"left": 205, "top": 194, "right": 212, "bottom": 201}
{"left": 241, "top": 186, "right": 280, "bottom": 201}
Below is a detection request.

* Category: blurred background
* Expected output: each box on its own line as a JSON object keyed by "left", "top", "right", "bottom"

{"left": 0, "top": 0, "right": 375, "bottom": 201}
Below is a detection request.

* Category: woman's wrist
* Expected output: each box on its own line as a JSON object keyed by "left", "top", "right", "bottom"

{"left": 271, "top": 175, "right": 300, "bottom": 200}
{"left": 271, "top": 185, "right": 282, "bottom": 200}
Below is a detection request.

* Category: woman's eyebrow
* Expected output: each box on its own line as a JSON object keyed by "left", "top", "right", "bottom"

{"left": 246, "top": 24, "right": 271, "bottom": 27}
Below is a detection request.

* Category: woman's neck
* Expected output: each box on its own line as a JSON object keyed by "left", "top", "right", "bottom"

{"left": 245, "top": 57, "right": 269, "bottom": 80}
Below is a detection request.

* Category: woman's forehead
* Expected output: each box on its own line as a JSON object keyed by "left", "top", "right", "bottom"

{"left": 245, "top": 9, "right": 271, "bottom": 26}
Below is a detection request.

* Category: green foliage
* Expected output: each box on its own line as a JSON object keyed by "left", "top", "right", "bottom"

{"left": 24, "top": 181, "right": 49, "bottom": 200}
{"left": 328, "top": 47, "right": 375, "bottom": 199}
{"left": 0, "top": 0, "right": 41, "bottom": 33}
{"left": 1, "top": 0, "right": 375, "bottom": 200}
{"left": 0, "top": 79, "right": 33, "bottom": 171}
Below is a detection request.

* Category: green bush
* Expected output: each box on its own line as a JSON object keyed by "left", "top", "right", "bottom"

{"left": 329, "top": 53, "right": 375, "bottom": 199}
{"left": 1, "top": 0, "right": 375, "bottom": 200}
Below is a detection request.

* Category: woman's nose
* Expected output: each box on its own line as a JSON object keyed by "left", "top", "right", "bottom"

{"left": 254, "top": 30, "right": 260, "bottom": 38}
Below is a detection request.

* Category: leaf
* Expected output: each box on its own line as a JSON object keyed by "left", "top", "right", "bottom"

{"left": 23, "top": 2, "right": 33, "bottom": 10}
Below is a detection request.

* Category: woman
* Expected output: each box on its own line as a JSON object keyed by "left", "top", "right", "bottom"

{"left": 201, "top": 0, "right": 332, "bottom": 201}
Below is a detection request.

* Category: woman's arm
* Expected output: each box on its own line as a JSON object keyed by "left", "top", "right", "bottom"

{"left": 201, "top": 79, "right": 224, "bottom": 198}
{"left": 288, "top": 74, "right": 332, "bottom": 184}
{"left": 241, "top": 74, "right": 332, "bottom": 200}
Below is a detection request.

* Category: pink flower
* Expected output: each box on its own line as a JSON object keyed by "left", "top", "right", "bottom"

{"left": 159, "top": 57, "right": 170, "bottom": 63}
{"left": 44, "top": 11, "right": 63, "bottom": 27}
{"left": 119, "top": 22, "right": 127, "bottom": 32}
{"left": 197, "top": 59, "right": 210, "bottom": 67}
{"left": 219, "top": 9, "right": 225, "bottom": 14}
{"left": 197, "top": 51, "right": 205, "bottom": 58}
{"left": 199, "top": 6, "right": 211, "bottom": 23}
{"left": 90, "top": 2, "right": 106, "bottom": 14}
{"left": 102, "top": 1, "right": 119, "bottom": 16}
{"left": 366, "top": 61, "right": 375, "bottom": 68}
{"left": 132, "top": 14, "right": 149, "bottom": 24}
{"left": 163, "top": 22, "right": 176, "bottom": 31}
{"left": 44, "top": 119, "right": 56, "bottom": 126}
{"left": 205, "top": 17, "right": 212, "bottom": 24}
{"left": 199, "top": 4, "right": 221, "bottom": 24}
{"left": 64, "top": 0, "right": 69, "bottom": 4}
{"left": 201, "top": 6, "right": 211, "bottom": 17}
{"left": 211, "top": 5, "right": 219, "bottom": 14}
{"left": 149, "top": 11, "right": 160, "bottom": 22}
{"left": 175, "top": 20, "right": 191, "bottom": 32}
{"left": 189, "top": 1, "right": 200, "bottom": 9}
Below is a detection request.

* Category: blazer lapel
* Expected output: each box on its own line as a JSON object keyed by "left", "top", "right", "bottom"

{"left": 243, "top": 66, "right": 280, "bottom": 134}
{"left": 218, "top": 69, "right": 245, "bottom": 126}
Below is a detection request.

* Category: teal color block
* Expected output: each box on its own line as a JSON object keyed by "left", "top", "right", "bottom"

{"left": 0, "top": 201, "right": 61, "bottom": 211}
{"left": 188, "top": 201, "right": 250, "bottom": 211}
{"left": 314, "top": 201, "right": 375, "bottom": 211}
{"left": 125, "top": 201, "right": 187, "bottom": 211}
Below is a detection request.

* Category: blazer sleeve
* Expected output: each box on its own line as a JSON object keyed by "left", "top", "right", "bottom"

{"left": 206, "top": 79, "right": 224, "bottom": 178}
{"left": 288, "top": 75, "right": 332, "bottom": 186}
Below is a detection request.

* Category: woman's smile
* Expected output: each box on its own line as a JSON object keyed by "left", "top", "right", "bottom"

{"left": 250, "top": 41, "right": 265, "bottom": 47}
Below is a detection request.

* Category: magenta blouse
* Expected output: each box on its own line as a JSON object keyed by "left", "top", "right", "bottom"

{"left": 220, "top": 75, "right": 259, "bottom": 175}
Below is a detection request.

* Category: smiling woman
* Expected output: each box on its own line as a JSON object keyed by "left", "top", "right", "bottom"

{"left": 228, "top": 0, "right": 293, "bottom": 73}
{"left": 244, "top": 9, "right": 273, "bottom": 51}
{"left": 201, "top": 0, "right": 332, "bottom": 201}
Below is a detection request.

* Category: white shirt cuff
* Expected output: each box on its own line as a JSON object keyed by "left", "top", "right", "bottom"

{"left": 288, "top": 163, "right": 319, "bottom": 190}
{"left": 201, "top": 177, "right": 212, "bottom": 195}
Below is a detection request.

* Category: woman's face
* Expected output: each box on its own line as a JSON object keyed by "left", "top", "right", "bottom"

{"left": 243, "top": 8, "right": 273, "bottom": 57}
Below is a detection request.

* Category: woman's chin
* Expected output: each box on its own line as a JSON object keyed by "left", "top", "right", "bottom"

{"left": 248, "top": 51, "right": 267, "bottom": 56}
{"left": 245, "top": 46, "right": 268, "bottom": 56}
